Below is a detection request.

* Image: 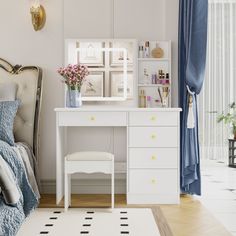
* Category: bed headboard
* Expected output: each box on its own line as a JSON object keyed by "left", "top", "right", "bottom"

{"left": 0, "top": 58, "right": 43, "bottom": 160}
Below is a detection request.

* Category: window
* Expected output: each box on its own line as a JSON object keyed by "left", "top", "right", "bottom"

{"left": 199, "top": 0, "right": 236, "bottom": 160}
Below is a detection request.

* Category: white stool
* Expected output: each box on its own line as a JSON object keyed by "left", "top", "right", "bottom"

{"left": 64, "top": 151, "right": 114, "bottom": 211}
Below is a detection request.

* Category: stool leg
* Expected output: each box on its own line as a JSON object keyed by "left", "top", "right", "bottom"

{"left": 64, "top": 173, "right": 68, "bottom": 211}
{"left": 111, "top": 161, "right": 114, "bottom": 209}
{"left": 68, "top": 174, "right": 71, "bottom": 206}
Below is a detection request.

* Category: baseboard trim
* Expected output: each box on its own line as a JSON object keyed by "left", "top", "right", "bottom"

{"left": 40, "top": 179, "right": 126, "bottom": 194}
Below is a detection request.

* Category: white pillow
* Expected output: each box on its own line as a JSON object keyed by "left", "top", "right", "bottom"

{"left": 0, "top": 82, "right": 18, "bottom": 101}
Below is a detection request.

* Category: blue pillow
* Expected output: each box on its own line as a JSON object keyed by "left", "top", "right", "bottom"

{"left": 0, "top": 100, "right": 20, "bottom": 146}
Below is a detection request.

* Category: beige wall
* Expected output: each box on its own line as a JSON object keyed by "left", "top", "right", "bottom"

{"left": 0, "top": 0, "right": 179, "bottom": 186}
{"left": 165, "top": 0, "right": 180, "bottom": 106}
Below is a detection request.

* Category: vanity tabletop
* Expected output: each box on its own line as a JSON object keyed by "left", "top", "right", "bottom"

{"left": 54, "top": 106, "right": 182, "bottom": 112}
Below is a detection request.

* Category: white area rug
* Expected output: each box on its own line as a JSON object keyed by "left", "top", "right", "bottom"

{"left": 17, "top": 208, "right": 161, "bottom": 236}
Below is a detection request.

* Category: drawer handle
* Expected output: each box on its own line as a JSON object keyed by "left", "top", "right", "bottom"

{"left": 151, "top": 155, "right": 157, "bottom": 160}
{"left": 150, "top": 116, "right": 156, "bottom": 121}
{"left": 90, "top": 116, "right": 96, "bottom": 121}
{"left": 151, "top": 179, "right": 157, "bottom": 184}
{"left": 151, "top": 134, "right": 156, "bottom": 139}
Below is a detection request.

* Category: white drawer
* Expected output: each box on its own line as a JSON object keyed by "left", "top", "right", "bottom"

{"left": 129, "top": 148, "right": 178, "bottom": 169}
{"left": 129, "top": 111, "right": 178, "bottom": 126}
{"left": 129, "top": 127, "right": 178, "bottom": 147}
{"left": 129, "top": 169, "right": 178, "bottom": 194}
{"left": 58, "top": 112, "right": 127, "bottom": 126}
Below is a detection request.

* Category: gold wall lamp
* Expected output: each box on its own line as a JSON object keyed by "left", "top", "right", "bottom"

{"left": 30, "top": 0, "right": 46, "bottom": 31}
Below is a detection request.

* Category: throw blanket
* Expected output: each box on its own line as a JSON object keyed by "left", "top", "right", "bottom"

{"left": 0, "top": 154, "right": 20, "bottom": 206}
{"left": 0, "top": 140, "right": 39, "bottom": 236}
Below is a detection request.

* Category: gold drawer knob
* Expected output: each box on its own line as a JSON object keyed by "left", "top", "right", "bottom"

{"left": 90, "top": 116, "right": 95, "bottom": 121}
{"left": 151, "top": 155, "right": 157, "bottom": 160}
{"left": 150, "top": 116, "right": 156, "bottom": 121}
{"left": 151, "top": 179, "right": 157, "bottom": 184}
{"left": 151, "top": 134, "right": 156, "bottom": 139}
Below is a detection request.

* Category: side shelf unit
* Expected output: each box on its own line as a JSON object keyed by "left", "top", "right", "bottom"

{"left": 137, "top": 40, "right": 172, "bottom": 108}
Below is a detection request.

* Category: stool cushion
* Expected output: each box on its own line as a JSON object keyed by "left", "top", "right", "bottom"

{"left": 65, "top": 152, "right": 114, "bottom": 161}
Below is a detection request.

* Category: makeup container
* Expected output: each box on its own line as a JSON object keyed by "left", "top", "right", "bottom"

{"left": 144, "top": 41, "right": 150, "bottom": 58}
{"left": 151, "top": 74, "right": 156, "bottom": 84}
{"left": 151, "top": 43, "right": 164, "bottom": 58}
{"left": 143, "top": 68, "right": 150, "bottom": 84}
{"left": 165, "top": 73, "right": 170, "bottom": 84}
{"left": 139, "top": 89, "right": 146, "bottom": 108}
{"left": 139, "top": 46, "right": 144, "bottom": 58}
{"left": 146, "top": 96, "right": 152, "bottom": 108}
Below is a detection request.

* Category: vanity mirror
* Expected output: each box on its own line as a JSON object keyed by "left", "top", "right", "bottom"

{"left": 65, "top": 39, "right": 137, "bottom": 102}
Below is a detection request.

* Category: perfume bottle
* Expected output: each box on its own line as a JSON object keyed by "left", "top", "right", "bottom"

{"left": 151, "top": 74, "right": 156, "bottom": 84}
{"left": 158, "top": 70, "right": 165, "bottom": 84}
{"left": 146, "top": 96, "right": 152, "bottom": 108}
{"left": 139, "top": 46, "right": 144, "bottom": 58}
{"left": 139, "top": 90, "right": 146, "bottom": 108}
{"left": 165, "top": 73, "right": 170, "bottom": 85}
{"left": 144, "top": 41, "right": 150, "bottom": 58}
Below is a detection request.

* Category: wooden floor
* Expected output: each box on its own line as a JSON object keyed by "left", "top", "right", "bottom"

{"left": 39, "top": 194, "right": 232, "bottom": 236}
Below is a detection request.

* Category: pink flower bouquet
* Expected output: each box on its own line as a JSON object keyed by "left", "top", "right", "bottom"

{"left": 57, "top": 64, "right": 89, "bottom": 91}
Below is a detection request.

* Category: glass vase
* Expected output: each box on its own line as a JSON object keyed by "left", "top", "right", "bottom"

{"left": 66, "top": 87, "right": 82, "bottom": 108}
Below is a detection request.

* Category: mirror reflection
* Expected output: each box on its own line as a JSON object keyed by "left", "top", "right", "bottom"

{"left": 66, "top": 39, "right": 136, "bottom": 101}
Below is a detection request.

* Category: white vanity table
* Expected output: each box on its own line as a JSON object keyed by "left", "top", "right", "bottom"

{"left": 56, "top": 38, "right": 181, "bottom": 205}
{"left": 55, "top": 107, "right": 181, "bottom": 205}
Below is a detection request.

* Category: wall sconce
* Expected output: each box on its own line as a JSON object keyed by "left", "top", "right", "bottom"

{"left": 30, "top": 0, "right": 46, "bottom": 31}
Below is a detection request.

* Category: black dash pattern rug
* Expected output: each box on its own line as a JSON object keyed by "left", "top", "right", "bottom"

{"left": 17, "top": 208, "right": 161, "bottom": 236}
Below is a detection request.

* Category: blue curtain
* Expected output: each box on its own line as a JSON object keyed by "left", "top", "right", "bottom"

{"left": 178, "top": 0, "right": 208, "bottom": 195}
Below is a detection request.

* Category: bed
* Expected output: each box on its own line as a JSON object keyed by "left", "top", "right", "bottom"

{"left": 0, "top": 58, "right": 43, "bottom": 236}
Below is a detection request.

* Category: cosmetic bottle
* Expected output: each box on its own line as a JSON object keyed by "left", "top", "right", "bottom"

{"left": 143, "top": 90, "right": 147, "bottom": 108}
{"left": 139, "top": 46, "right": 144, "bottom": 58}
{"left": 158, "top": 70, "right": 165, "bottom": 84}
{"left": 139, "top": 90, "right": 147, "bottom": 108}
{"left": 165, "top": 73, "right": 170, "bottom": 84}
{"left": 143, "top": 68, "right": 150, "bottom": 84}
{"left": 155, "top": 73, "right": 158, "bottom": 84}
{"left": 139, "top": 90, "right": 144, "bottom": 108}
{"left": 139, "top": 90, "right": 142, "bottom": 107}
{"left": 144, "top": 41, "right": 150, "bottom": 58}
{"left": 151, "top": 74, "right": 156, "bottom": 84}
{"left": 146, "top": 96, "right": 152, "bottom": 108}
{"left": 158, "top": 70, "right": 164, "bottom": 79}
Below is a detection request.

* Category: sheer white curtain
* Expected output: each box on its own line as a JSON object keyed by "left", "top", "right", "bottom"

{"left": 199, "top": 0, "right": 236, "bottom": 160}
